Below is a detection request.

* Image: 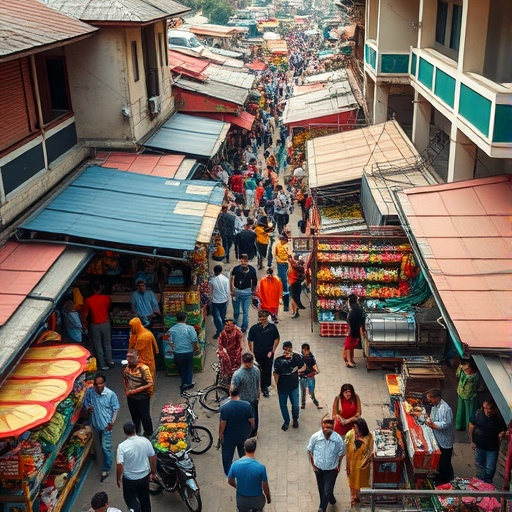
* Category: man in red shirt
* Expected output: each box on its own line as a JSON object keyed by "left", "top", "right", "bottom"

{"left": 82, "top": 282, "right": 113, "bottom": 371}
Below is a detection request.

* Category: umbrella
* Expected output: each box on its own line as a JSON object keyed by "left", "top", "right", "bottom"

{"left": 246, "top": 60, "right": 267, "bottom": 71}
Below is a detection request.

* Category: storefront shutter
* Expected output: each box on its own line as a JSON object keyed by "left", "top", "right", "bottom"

{"left": 0, "top": 59, "right": 38, "bottom": 153}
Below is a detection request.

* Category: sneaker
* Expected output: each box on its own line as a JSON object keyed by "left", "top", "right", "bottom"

{"left": 262, "top": 389, "right": 270, "bottom": 398}
{"left": 292, "top": 420, "right": 299, "bottom": 428}
{"left": 212, "top": 334, "right": 220, "bottom": 340}
{"left": 182, "top": 382, "right": 196, "bottom": 391}
{"left": 108, "top": 362, "right": 115, "bottom": 367}
{"left": 101, "top": 366, "right": 110, "bottom": 371}
{"left": 281, "top": 422, "right": 289, "bottom": 431}
{"left": 301, "top": 404, "right": 305, "bottom": 409}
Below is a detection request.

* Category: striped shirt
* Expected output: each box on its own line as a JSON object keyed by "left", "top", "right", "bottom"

{"left": 307, "top": 430, "right": 346, "bottom": 470}
{"left": 430, "top": 399, "right": 455, "bottom": 448}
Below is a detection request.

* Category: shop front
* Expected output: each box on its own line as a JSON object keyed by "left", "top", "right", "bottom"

{"left": 18, "top": 165, "right": 224, "bottom": 374}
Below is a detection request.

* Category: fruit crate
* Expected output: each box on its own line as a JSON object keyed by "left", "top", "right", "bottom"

{"left": 319, "top": 321, "right": 349, "bottom": 337}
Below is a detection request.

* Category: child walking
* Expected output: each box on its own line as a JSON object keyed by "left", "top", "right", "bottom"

{"left": 299, "top": 343, "right": 323, "bottom": 409}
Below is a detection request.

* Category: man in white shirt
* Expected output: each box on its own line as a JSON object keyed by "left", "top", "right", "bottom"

{"left": 90, "top": 491, "right": 122, "bottom": 512}
{"left": 308, "top": 416, "right": 346, "bottom": 512}
{"left": 116, "top": 421, "right": 156, "bottom": 512}
{"left": 210, "top": 265, "right": 231, "bottom": 339}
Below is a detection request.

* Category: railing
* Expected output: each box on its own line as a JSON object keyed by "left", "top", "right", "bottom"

{"left": 361, "top": 488, "right": 512, "bottom": 512}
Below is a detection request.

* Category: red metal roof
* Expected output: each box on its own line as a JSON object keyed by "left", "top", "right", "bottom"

{"left": 398, "top": 175, "right": 512, "bottom": 352}
{"left": 96, "top": 152, "right": 186, "bottom": 178}
{"left": 189, "top": 110, "right": 255, "bottom": 131}
{"left": 0, "top": 242, "right": 66, "bottom": 326}
{"left": 169, "top": 50, "right": 209, "bottom": 81}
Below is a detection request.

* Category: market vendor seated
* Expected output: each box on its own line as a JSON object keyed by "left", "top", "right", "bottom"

{"left": 131, "top": 277, "right": 161, "bottom": 327}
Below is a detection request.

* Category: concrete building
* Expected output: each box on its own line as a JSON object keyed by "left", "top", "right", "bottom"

{"left": 363, "top": 0, "right": 512, "bottom": 182}
{"left": 0, "top": 0, "right": 189, "bottom": 233}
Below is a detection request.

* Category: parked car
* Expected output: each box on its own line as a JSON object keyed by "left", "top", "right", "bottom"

{"left": 168, "top": 29, "right": 243, "bottom": 59}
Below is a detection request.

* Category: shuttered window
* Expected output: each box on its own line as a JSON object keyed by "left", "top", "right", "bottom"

{"left": 0, "top": 59, "right": 38, "bottom": 153}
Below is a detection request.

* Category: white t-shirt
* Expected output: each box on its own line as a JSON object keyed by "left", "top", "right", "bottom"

{"left": 210, "top": 274, "right": 230, "bottom": 304}
{"left": 116, "top": 435, "right": 155, "bottom": 480}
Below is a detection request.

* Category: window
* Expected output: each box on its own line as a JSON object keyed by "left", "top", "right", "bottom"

{"left": 132, "top": 41, "right": 140, "bottom": 82}
{"left": 435, "top": 0, "right": 463, "bottom": 59}
{"left": 36, "top": 56, "right": 71, "bottom": 125}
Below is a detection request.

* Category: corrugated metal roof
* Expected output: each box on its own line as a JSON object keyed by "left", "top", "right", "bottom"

{"left": 144, "top": 112, "right": 230, "bottom": 158}
{"left": 43, "top": 0, "right": 189, "bottom": 23}
{"left": 169, "top": 50, "right": 209, "bottom": 80}
{"left": 187, "top": 24, "right": 238, "bottom": 37}
{"left": 207, "top": 64, "right": 255, "bottom": 89}
{"left": 0, "top": 246, "right": 92, "bottom": 383}
{"left": 0, "top": 242, "right": 66, "bottom": 326}
{"left": 283, "top": 80, "right": 357, "bottom": 125}
{"left": 307, "top": 121, "right": 419, "bottom": 188}
{"left": 174, "top": 75, "right": 249, "bottom": 105}
{"left": 191, "top": 111, "right": 255, "bottom": 131}
{"left": 0, "top": 0, "right": 97, "bottom": 59}
{"left": 19, "top": 166, "right": 224, "bottom": 252}
{"left": 303, "top": 69, "right": 348, "bottom": 84}
{"left": 95, "top": 151, "right": 197, "bottom": 179}
{"left": 396, "top": 175, "right": 512, "bottom": 351}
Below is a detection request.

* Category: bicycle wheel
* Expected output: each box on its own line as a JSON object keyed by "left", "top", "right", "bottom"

{"left": 188, "top": 425, "right": 213, "bottom": 455}
{"left": 200, "top": 386, "right": 229, "bottom": 412}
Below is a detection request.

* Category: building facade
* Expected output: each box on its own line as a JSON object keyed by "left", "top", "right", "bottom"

{"left": 364, "top": 0, "right": 512, "bottom": 182}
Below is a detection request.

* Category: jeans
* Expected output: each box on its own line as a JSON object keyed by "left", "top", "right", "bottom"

{"left": 90, "top": 322, "right": 112, "bottom": 368}
{"left": 277, "top": 386, "right": 300, "bottom": 424}
{"left": 222, "top": 235, "right": 234, "bottom": 262}
{"left": 174, "top": 351, "right": 194, "bottom": 390}
{"left": 300, "top": 377, "right": 318, "bottom": 406}
{"left": 122, "top": 474, "right": 151, "bottom": 512}
{"left": 248, "top": 399, "right": 259, "bottom": 435}
{"left": 212, "top": 301, "right": 228, "bottom": 336}
{"left": 276, "top": 262, "right": 289, "bottom": 310}
{"left": 95, "top": 428, "right": 113, "bottom": 472}
{"left": 256, "top": 242, "right": 268, "bottom": 268}
{"left": 475, "top": 447, "right": 499, "bottom": 483}
{"left": 275, "top": 213, "right": 289, "bottom": 234}
{"left": 127, "top": 397, "right": 153, "bottom": 437}
{"left": 233, "top": 288, "right": 252, "bottom": 332}
{"left": 314, "top": 468, "right": 338, "bottom": 512}
{"left": 245, "top": 189, "right": 255, "bottom": 208}
{"left": 222, "top": 436, "right": 247, "bottom": 476}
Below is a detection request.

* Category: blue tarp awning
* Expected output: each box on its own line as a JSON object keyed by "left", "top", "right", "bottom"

{"left": 18, "top": 166, "right": 224, "bottom": 255}
{"left": 144, "top": 113, "right": 230, "bottom": 158}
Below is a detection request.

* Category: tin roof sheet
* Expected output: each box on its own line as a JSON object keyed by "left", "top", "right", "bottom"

{"left": 0, "top": 0, "right": 97, "bottom": 59}
{"left": 397, "top": 175, "right": 512, "bottom": 351}
{"left": 19, "top": 166, "right": 225, "bottom": 252}
{"left": 43, "top": 0, "right": 189, "bottom": 23}
{"left": 307, "top": 121, "right": 419, "bottom": 188}
{"left": 283, "top": 80, "right": 357, "bottom": 125}
{"left": 173, "top": 76, "right": 249, "bottom": 105}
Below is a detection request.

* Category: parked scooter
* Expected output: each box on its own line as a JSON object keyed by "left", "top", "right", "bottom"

{"left": 148, "top": 447, "right": 202, "bottom": 512}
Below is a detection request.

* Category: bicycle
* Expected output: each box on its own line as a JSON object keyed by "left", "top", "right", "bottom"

{"left": 181, "top": 361, "right": 230, "bottom": 413}
{"left": 180, "top": 393, "right": 214, "bottom": 455}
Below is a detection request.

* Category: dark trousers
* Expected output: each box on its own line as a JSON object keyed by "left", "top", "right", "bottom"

{"left": 275, "top": 213, "right": 289, "bottom": 234}
{"left": 127, "top": 397, "right": 153, "bottom": 437}
{"left": 314, "top": 468, "right": 337, "bottom": 512}
{"left": 254, "top": 352, "right": 273, "bottom": 390}
{"left": 122, "top": 474, "right": 151, "bottom": 512}
{"left": 221, "top": 235, "right": 234, "bottom": 262}
{"left": 256, "top": 242, "right": 268, "bottom": 267}
{"left": 222, "top": 436, "right": 247, "bottom": 476}
{"left": 174, "top": 351, "right": 194, "bottom": 390}
{"left": 436, "top": 446, "right": 454, "bottom": 484}
{"left": 249, "top": 399, "right": 259, "bottom": 435}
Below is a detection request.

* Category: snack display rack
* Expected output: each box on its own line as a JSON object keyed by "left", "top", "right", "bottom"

{"left": 312, "top": 231, "right": 415, "bottom": 326}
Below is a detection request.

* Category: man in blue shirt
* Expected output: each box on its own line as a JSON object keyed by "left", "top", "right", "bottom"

{"left": 131, "top": 278, "right": 160, "bottom": 327}
{"left": 167, "top": 311, "right": 198, "bottom": 392}
{"left": 426, "top": 388, "right": 455, "bottom": 485}
{"left": 308, "top": 416, "right": 346, "bottom": 512}
{"left": 83, "top": 372, "right": 120, "bottom": 482}
{"left": 219, "top": 385, "right": 255, "bottom": 476}
{"left": 228, "top": 437, "right": 271, "bottom": 512}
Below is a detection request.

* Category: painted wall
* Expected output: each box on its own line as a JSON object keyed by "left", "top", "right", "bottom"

{"left": 483, "top": 0, "right": 512, "bottom": 83}
{"left": 377, "top": 0, "right": 419, "bottom": 52}
{"left": 66, "top": 22, "right": 174, "bottom": 149}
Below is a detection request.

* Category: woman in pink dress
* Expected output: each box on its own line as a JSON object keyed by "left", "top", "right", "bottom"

{"left": 217, "top": 319, "right": 244, "bottom": 382}
{"left": 331, "top": 383, "right": 362, "bottom": 437}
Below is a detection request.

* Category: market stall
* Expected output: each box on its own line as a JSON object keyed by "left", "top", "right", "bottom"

{"left": 0, "top": 344, "right": 93, "bottom": 512}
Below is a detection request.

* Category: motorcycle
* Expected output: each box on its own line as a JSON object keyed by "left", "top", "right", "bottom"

{"left": 148, "top": 447, "right": 202, "bottom": 512}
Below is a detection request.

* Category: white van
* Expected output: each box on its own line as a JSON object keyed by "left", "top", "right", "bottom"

{"left": 168, "top": 29, "right": 243, "bottom": 59}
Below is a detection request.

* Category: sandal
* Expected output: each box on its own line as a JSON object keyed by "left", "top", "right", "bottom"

{"left": 347, "top": 362, "right": 356, "bottom": 368}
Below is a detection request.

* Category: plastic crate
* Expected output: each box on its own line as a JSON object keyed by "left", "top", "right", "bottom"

{"left": 319, "top": 321, "right": 349, "bottom": 338}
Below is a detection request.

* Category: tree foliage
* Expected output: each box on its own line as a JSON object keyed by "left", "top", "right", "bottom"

{"left": 202, "top": 0, "right": 233, "bottom": 24}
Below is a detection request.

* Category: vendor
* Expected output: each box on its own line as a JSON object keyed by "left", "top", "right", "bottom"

{"left": 131, "top": 278, "right": 161, "bottom": 327}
